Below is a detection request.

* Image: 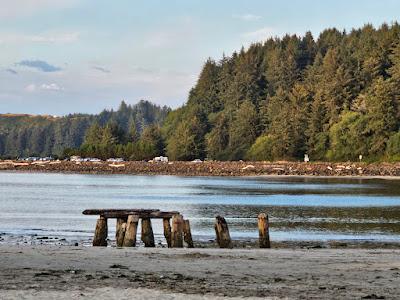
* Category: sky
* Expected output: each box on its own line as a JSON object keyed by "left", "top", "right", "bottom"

{"left": 0, "top": 0, "right": 400, "bottom": 115}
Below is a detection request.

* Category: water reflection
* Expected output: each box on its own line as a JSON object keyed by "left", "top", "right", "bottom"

{"left": 0, "top": 172, "right": 399, "bottom": 242}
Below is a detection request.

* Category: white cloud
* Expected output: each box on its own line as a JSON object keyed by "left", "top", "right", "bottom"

{"left": 92, "top": 66, "right": 111, "bottom": 74}
{"left": 233, "top": 14, "right": 261, "bottom": 21}
{"left": 40, "top": 83, "right": 64, "bottom": 91}
{"left": 25, "top": 84, "right": 36, "bottom": 92}
{"left": 29, "top": 32, "right": 80, "bottom": 43}
{"left": 24, "top": 83, "right": 64, "bottom": 92}
{"left": 0, "top": 0, "right": 78, "bottom": 18}
{"left": 0, "top": 31, "right": 79, "bottom": 45}
{"left": 242, "top": 27, "right": 278, "bottom": 41}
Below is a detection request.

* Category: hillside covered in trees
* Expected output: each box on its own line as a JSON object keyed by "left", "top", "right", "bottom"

{"left": 163, "top": 23, "right": 400, "bottom": 162}
{"left": 0, "top": 100, "right": 170, "bottom": 159}
{"left": 2, "top": 23, "right": 400, "bottom": 162}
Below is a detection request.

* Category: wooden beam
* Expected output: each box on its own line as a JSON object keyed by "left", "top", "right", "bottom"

{"left": 93, "top": 216, "right": 108, "bottom": 247}
{"left": 258, "top": 213, "right": 271, "bottom": 248}
{"left": 141, "top": 218, "right": 155, "bottom": 247}
{"left": 123, "top": 215, "right": 139, "bottom": 247}
{"left": 83, "top": 209, "right": 159, "bottom": 215}
{"left": 171, "top": 214, "right": 183, "bottom": 248}
{"left": 163, "top": 218, "right": 172, "bottom": 248}
{"left": 116, "top": 217, "right": 127, "bottom": 247}
{"left": 214, "top": 216, "right": 232, "bottom": 248}
{"left": 183, "top": 219, "right": 194, "bottom": 248}
{"left": 83, "top": 209, "right": 179, "bottom": 219}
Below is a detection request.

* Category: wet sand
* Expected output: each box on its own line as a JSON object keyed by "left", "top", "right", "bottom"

{"left": 0, "top": 245, "right": 399, "bottom": 299}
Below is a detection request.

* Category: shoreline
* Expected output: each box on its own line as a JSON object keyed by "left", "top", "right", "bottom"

{"left": 0, "top": 245, "right": 399, "bottom": 299}
{"left": 0, "top": 160, "right": 400, "bottom": 178}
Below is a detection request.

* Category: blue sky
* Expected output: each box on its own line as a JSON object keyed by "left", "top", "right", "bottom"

{"left": 0, "top": 0, "right": 399, "bottom": 115}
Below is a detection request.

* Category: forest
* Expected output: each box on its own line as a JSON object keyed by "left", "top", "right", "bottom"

{"left": 163, "top": 23, "right": 400, "bottom": 162}
{"left": 1, "top": 23, "right": 400, "bottom": 162}
{"left": 0, "top": 100, "right": 169, "bottom": 159}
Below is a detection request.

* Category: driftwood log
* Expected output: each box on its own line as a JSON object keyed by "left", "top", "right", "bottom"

{"left": 93, "top": 216, "right": 108, "bottom": 246}
{"left": 214, "top": 216, "right": 232, "bottom": 248}
{"left": 258, "top": 213, "right": 271, "bottom": 248}
{"left": 183, "top": 219, "right": 194, "bottom": 248}
{"left": 123, "top": 215, "right": 139, "bottom": 247}
{"left": 163, "top": 218, "right": 172, "bottom": 247}
{"left": 141, "top": 218, "right": 155, "bottom": 247}
{"left": 171, "top": 214, "right": 184, "bottom": 248}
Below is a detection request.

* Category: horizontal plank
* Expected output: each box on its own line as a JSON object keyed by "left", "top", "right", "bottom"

{"left": 101, "top": 211, "right": 180, "bottom": 219}
{"left": 83, "top": 209, "right": 160, "bottom": 215}
{"left": 82, "top": 209, "right": 180, "bottom": 219}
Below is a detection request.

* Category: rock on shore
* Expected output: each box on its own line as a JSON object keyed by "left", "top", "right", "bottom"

{"left": 0, "top": 160, "right": 400, "bottom": 177}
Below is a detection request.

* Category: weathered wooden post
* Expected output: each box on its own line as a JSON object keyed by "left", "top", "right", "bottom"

{"left": 116, "top": 217, "right": 127, "bottom": 247}
{"left": 123, "top": 215, "right": 139, "bottom": 247}
{"left": 183, "top": 219, "right": 194, "bottom": 248}
{"left": 258, "top": 213, "right": 271, "bottom": 248}
{"left": 163, "top": 218, "right": 172, "bottom": 247}
{"left": 171, "top": 214, "right": 184, "bottom": 248}
{"left": 214, "top": 216, "right": 232, "bottom": 248}
{"left": 141, "top": 218, "right": 155, "bottom": 247}
{"left": 93, "top": 216, "right": 108, "bottom": 246}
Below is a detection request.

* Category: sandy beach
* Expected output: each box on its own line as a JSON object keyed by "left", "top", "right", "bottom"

{"left": 0, "top": 245, "right": 399, "bottom": 299}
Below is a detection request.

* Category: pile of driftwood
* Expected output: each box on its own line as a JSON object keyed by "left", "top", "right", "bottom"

{"left": 83, "top": 209, "right": 270, "bottom": 249}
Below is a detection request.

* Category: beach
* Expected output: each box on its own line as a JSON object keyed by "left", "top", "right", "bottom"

{"left": 0, "top": 245, "right": 399, "bottom": 299}
{"left": 0, "top": 171, "right": 399, "bottom": 299}
{"left": 1, "top": 160, "right": 400, "bottom": 177}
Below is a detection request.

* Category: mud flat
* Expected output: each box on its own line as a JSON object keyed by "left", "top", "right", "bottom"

{"left": 1, "top": 160, "right": 400, "bottom": 177}
{"left": 0, "top": 245, "right": 399, "bottom": 299}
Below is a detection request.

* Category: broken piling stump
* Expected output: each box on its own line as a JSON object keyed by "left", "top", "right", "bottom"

{"left": 214, "top": 216, "right": 232, "bottom": 248}
{"left": 141, "top": 218, "right": 155, "bottom": 247}
{"left": 171, "top": 214, "right": 184, "bottom": 248}
{"left": 258, "top": 213, "right": 271, "bottom": 248}
{"left": 93, "top": 216, "right": 108, "bottom": 246}
{"left": 163, "top": 218, "right": 172, "bottom": 248}
{"left": 123, "top": 215, "right": 139, "bottom": 247}
{"left": 183, "top": 219, "right": 194, "bottom": 248}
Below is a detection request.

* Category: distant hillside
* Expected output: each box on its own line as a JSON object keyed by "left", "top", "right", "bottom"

{"left": 0, "top": 100, "right": 170, "bottom": 158}
{"left": 162, "top": 23, "right": 400, "bottom": 162}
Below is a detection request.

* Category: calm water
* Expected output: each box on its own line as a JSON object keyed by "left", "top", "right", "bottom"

{"left": 0, "top": 172, "right": 400, "bottom": 245}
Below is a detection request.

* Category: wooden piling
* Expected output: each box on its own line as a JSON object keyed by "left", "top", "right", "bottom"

{"left": 141, "top": 218, "right": 155, "bottom": 247}
{"left": 183, "top": 219, "right": 194, "bottom": 248}
{"left": 214, "top": 216, "right": 232, "bottom": 248}
{"left": 171, "top": 214, "right": 184, "bottom": 248}
{"left": 93, "top": 216, "right": 108, "bottom": 246}
{"left": 123, "top": 215, "right": 139, "bottom": 247}
{"left": 116, "top": 217, "right": 127, "bottom": 247}
{"left": 163, "top": 218, "right": 172, "bottom": 248}
{"left": 258, "top": 213, "right": 271, "bottom": 248}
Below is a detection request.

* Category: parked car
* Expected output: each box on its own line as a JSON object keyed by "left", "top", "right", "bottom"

{"left": 153, "top": 156, "right": 169, "bottom": 163}
{"left": 107, "top": 158, "right": 124, "bottom": 163}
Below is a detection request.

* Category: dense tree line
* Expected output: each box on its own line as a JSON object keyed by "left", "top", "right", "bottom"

{"left": 0, "top": 100, "right": 169, "bottom": 159}
{"left": 163, "top": 23, "right": 400, "bottom": 162}
{"left": 2, "top": 23, "right": 400, "bottom": 162}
